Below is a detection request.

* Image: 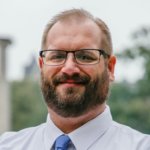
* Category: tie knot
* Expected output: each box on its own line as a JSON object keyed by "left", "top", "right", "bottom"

{"left": 55, "top": 135, "right": 71, "bottom": 150}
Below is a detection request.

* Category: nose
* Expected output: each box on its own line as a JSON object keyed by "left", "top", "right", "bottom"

{"left": 61, "top": 53, "right": 80, "bottom": 76}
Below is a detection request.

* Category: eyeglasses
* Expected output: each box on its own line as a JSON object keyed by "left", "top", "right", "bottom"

{"left": 39, "top": 49, "right": 110, "bottom": 66}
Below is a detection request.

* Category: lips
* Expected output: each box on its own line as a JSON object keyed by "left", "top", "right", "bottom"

{"left": 53, "top": 74, "right": 90, "bottom": 86}
{"left": 59, "top": 79, "right": 84, "bottom": 84}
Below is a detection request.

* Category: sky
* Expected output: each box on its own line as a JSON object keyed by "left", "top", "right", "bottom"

{"left": 0, "top": 0, "right": 150, "bottom": 82}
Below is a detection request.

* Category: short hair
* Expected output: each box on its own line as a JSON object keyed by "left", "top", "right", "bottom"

{"left": 41, "top": 8, "right": 113, "bottom": 54}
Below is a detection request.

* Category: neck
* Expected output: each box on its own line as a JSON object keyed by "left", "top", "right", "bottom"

{"left": 48, "top": 103, "right": 106, "bottom": 134}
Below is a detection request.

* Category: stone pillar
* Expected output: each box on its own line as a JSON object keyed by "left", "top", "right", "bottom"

{"left": 0, "top": 38, "right": 12, "bottom": 134}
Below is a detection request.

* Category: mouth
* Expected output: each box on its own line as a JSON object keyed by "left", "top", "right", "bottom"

{"left": 60, "top": 79, "right": 84, "bottom": 84}
{"left": 53, "top": 74, "right": 90, "bottom": 87}
{"left": 58, "top": 80, "right": 85, "bottom": 86}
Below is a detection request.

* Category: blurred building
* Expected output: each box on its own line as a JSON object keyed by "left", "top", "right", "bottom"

{"left": 0, "top": 37, "right": 12, "bottom": 134}
{"left": 24, "top": 55, "right": 40, "bottom": 80}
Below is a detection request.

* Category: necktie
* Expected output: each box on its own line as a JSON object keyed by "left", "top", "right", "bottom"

{"left": 55, "top": 135, "right": 71, "bottom": 150}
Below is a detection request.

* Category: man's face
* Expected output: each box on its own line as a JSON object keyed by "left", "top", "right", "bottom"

{"left": 39, "top": 19, "right": 116, "bottom": 117}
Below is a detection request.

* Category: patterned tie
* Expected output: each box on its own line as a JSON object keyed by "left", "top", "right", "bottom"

{"left": 55, "top": 135, "right": 71, "bottom": 150}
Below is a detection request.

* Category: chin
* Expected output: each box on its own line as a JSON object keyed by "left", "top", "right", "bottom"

{"left": 57, "top": 83, "right": 84, "bottom": 92}
{"left": 56, "top": 86, "right": 85, "bottom": 102}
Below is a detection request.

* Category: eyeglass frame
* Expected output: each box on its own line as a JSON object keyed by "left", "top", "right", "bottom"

{"left": 39, "top": 48, "right": 110, "bottom": 66}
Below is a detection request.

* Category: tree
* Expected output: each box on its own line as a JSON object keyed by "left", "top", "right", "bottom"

{"left": 109, "top": 26, "right": 150, "bottom": 133}
{"left": 117, "top": 26, "right": 150, "bottom": 98}
{"left": 11, "top": 80, "right": 47, "bottom": 130}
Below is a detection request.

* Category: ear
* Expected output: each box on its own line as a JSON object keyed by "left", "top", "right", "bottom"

{"left": 38, "top": 57, "right": 44, "bottom": 69}
{"left": 107, "top": 55, "right": 116, "bottom": 82}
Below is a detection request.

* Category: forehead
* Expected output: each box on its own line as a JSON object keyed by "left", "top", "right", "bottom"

{"left": 45, "top": 19, "right": 102, "bottom": 49}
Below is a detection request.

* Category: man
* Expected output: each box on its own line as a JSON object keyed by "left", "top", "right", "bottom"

{"left": 0, "top": 8, "right": 150, "bottom": 150}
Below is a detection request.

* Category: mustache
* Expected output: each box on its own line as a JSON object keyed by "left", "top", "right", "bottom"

{"left": 53, "top": 73, "right": 90, "bottom": 85}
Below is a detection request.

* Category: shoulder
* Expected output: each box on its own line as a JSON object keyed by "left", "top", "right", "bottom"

{"left": 109, "top": 121, "right": 150, "bottom": 149}
{"left": 0, "top": 123, "right": 46, "bottom": 149}
{"left": 112, "top": 121, "right": 149, "bottom": 137}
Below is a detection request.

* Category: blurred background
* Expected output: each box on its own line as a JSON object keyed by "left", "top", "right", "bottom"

{"left": 0, "top": 0, "right": 150, "bottom": 134}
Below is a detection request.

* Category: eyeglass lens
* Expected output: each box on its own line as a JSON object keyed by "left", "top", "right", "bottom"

{"left": 42, "top": 49, "right": 101, "bottom": 65}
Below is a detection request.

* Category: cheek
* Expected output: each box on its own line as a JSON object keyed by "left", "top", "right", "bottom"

{"left": 82, "top": 64, "right": 104, "bottom": 78}
{"left": 80, "top": 67, "right": 98, "bottom": 81}
{"left": 42, "top": 66, "right": 61, "bottom": 80}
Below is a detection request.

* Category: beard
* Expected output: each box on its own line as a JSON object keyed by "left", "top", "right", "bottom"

{"left": 41, "top": 69, "right": 109, "bottom": 117}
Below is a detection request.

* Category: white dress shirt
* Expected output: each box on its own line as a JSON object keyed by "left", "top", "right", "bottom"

{"left": 0, "top": 106, "right": 150, "bottom": 150}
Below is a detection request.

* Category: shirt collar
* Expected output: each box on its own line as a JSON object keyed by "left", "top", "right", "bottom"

{"left": 69, "top": 105, "right": 112, "bottom": 150}
{"left": 44, "top": 114, "right": 64, "bottom": 150}
{"left": 44, "top": 105, "right": 112, "bottom": 150}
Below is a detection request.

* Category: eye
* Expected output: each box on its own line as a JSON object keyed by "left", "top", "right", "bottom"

{"left": 45, "top": 51, "right": 66, "bottom": 62}
{"left": 76, "top": 52, "right": 97, "bottom": 62}
{"left": 79, "top": 55, "right": 95, "bottom": 61}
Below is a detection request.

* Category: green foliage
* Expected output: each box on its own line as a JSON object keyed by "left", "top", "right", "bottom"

{"left": 111, "top": 99, "right": 150, "bottom": 133}
{"left": 109, "top": 82, "right": 136, "bottom": 101}
{"left": 111, "top": 26, "right": 150, "bottom": 133}
{"left": 109, "top": 90, "right": 150, "bottom": 133}
{"left": 117, "top": 27, "right": 150, "bottom": 77}
{"left": 11, "top": 80, "right": 47, "bottom": 130}
{"left": 109, "top": 82, "right": 140, "bottom": 132}
{"left": 117, "top": 26, "right": 150, "bottom": 98}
